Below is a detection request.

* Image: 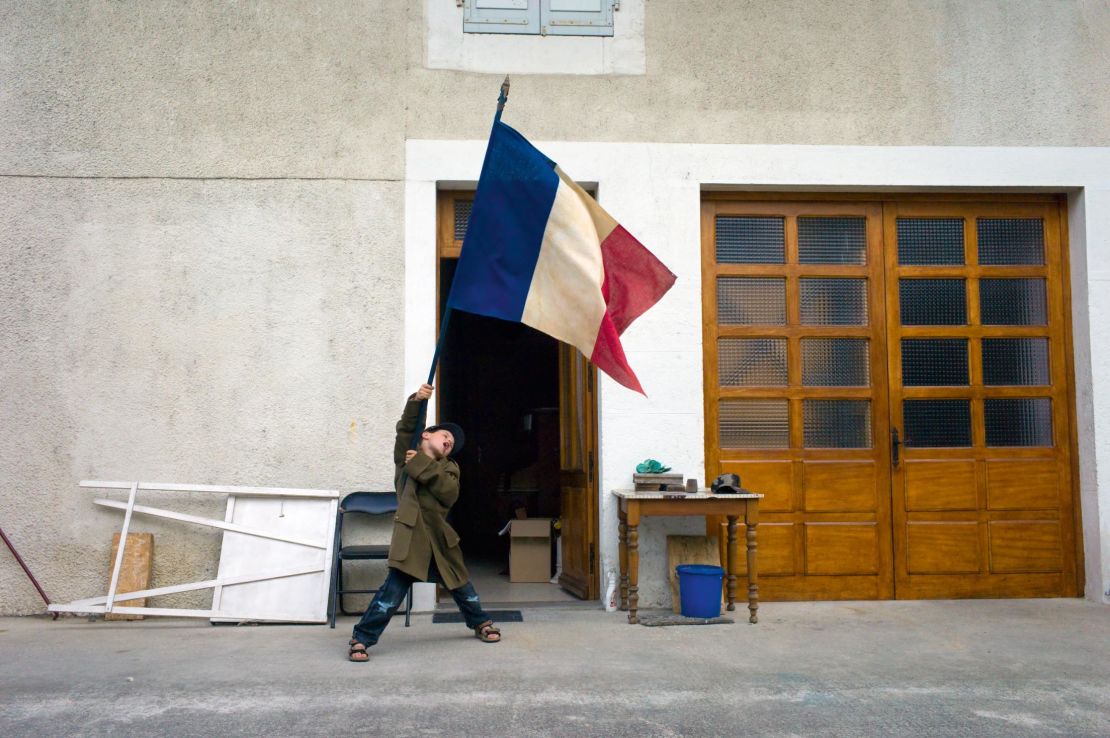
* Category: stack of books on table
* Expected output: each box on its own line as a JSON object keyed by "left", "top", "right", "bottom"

{"left": 633, "top": 473, "right": 685, "bottom": 493}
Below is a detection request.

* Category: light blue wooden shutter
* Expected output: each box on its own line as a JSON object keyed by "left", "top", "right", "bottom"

{"left": 541, "top": 0, "right": 615, "bottom": 37}
{"left": 464, "top": 0, "right": 541, "bottom": 35}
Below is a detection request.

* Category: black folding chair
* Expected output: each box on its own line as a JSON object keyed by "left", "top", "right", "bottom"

{"left": 328, "top": 491, "right": 412, "bottom": 629}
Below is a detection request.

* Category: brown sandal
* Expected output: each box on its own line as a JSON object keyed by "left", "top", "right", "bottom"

{"left": 348, "top": 642, "right": 369, "bottom": 662}
{"left": 475, "top": 620, "right": 501, "bottom": 643}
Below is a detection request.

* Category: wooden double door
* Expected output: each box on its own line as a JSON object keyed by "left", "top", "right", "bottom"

{"left": 702, "top": 195, "right": 1080, "bottom": 600}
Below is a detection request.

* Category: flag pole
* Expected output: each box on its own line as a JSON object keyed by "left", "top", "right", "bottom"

{"left": 411, "top": 76, "right": 511, "bottom": 442}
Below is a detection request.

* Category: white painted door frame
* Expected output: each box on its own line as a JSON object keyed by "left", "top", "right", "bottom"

{"left": 406, "top": 138, "right": 1110, "bottom": 605}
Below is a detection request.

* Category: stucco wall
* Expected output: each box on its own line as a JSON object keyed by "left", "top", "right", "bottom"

{"left": 3, "top": 1, "right": 1109, "bottom": 182}
{"left": 0, "top": 177, "right": 403, "bottom": 611}
{"left": 3, "top": 2, "right": 1109, "bottom": 614}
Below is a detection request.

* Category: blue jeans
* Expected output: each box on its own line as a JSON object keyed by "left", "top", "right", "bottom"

{"left": 352, "top": 566, "right": 490, "bottom": 647}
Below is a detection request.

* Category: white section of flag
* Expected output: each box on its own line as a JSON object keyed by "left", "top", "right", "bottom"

{"left": 520, "top": 177, "right": 607, "bottom": 355}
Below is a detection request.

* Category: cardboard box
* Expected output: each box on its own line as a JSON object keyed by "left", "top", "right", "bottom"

{"left": 509, "top": 518, "right": 553, "bottom": 583}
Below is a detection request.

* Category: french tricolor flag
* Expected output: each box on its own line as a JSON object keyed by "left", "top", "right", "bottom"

{"left": 448, "top": 122, "right": 677, "bottom": 394}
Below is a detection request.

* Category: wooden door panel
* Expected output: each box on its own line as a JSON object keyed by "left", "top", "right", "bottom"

{"left": 897, "top": 573, "right": 1069, "bottom": 599}
{"left": 985, "top": 460, "right": 1060, "bottom": 510}
{"left": 722, "top": 460, "right": 793, "bottom": 512}
{"left": 759, "top": 578, "right": 887, "bottom": 600}
{"left": 803, "top": 462, "right": 877, "bottom": 512}
{"left": 559, "top": 482, "right": 590, "bottom": 594}
{"left": 906, "top": 522, "right": 980, "bottom": 573}
{"left": 988, "top": 521, "right": 1063, "bottom": 573}
{"left": 804, "top": 523, "right": 880, "bottom": 575}
{"left": 738, "top": 522, "right": 795, "bottom": 575}
{"left": 904, "top": 461, "right": 978, "bottom": 511}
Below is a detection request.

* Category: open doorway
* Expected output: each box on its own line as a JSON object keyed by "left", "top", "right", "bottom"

{"left": 438, "top": 258, "right": 582, "bottom": 603}
{"left": 434, "top": 187, "right": 600, "bottom": 604}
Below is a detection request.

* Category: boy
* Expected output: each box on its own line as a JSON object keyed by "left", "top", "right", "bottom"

{"left": 348, "top": 383, "right": 500, "bottom": 662}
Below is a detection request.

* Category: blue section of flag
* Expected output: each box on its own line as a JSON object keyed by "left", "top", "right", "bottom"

{"left": 447, "top": 122, "right": 559, "bottom": 322}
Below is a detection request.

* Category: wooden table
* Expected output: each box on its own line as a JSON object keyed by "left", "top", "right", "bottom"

{"left": 614, "top": 489, "right": 761, "bottom": 624}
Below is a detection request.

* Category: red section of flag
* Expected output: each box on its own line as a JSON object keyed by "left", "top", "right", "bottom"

{"left": 599, "top": 226, "right": 677, "bottom": 334}
{"left": 589, "top": 226, "right": 677, "bottom": 394}
{"left": 590, "top": 313, "right": 644, "bottom": 395}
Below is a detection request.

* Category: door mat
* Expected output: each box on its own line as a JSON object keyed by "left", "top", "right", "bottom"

{"left": 432, "top": 609, "right": 523, "bottom": 624}
{"left": 638, "top": 613, "right": 734, "bottom": 627}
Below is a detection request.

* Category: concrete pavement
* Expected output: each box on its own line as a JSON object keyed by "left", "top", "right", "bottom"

{"left": 1, "top": 599, "right": 1108, "bottom": 737}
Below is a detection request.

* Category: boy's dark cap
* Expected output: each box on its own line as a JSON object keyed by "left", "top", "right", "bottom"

{"left": 426, "top": 422, "right": 464, "bottom": 457}
{"left": 710, "top": 473, "right": 741, "bottom": 494}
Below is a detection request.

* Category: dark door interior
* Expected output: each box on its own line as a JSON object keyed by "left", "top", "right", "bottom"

{"left": 438, "top": 258, "right": 561, "bottom": 561}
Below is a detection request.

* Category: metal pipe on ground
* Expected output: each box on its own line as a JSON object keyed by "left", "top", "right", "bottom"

{"left": 0, "top": 524, "right": 57, "bottom": 618}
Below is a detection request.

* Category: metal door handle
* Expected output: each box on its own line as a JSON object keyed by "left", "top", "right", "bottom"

{"left": 891, "top": 428, "right": 902, "bottom": 467}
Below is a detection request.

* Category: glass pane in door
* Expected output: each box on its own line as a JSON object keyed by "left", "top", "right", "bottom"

{"left": 799, "top": 278, "right": 868, "bottom": 325}
{"left": 454, "top": 199, "right": 473, "bottom": 239}
{"left": 718, "top": 278, "right": 787, "bottom": 324}
{"left": 901, "top": 339, "right": 969, "bottom": 386}
{"left": 718, "top": 338, "right": 788, "bottom": 386}
{"left": 720, "top": 399, "right": 789, "bottom": 448}
{"left": 803, "top": 400, "right": 872, "bottom": 448}
{"left": 977, "top": 218, "right": 1045, "bottom": 265}
{"left": 716, "top": 216, "right": 785, "bottom": 263}
{"left": 897, "top": 218, "right": 964, "bottom": 265}
{"left": 982, "top": 338, "right": 1050, "bottom": 386}
{"left": 801, "top": 338, "right": 870, "bottom": 386}
{"left": 984, "top": 398, "right": 1053, "bottom": 446}
{"left": 980, "top": 279, "right": 1047, "bottom": 325}
{"left": 899, "top": 279, "right": 967, "bottom": 325}
{"left": 797, "top": 217, "right": 867, "bottom": 264}
{"left": 903, "top": 399, "right": 972, "bottom": 447}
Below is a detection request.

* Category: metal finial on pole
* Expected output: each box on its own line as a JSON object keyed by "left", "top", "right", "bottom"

{"left": 495, "top": 76, "right": 511, "bottom": 124}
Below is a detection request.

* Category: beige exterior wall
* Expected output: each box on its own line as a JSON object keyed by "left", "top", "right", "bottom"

{"left": 2, "top": 1, "right": 1109, "bottom": 613}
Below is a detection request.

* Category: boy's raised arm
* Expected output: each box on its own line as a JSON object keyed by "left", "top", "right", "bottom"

{"left": 393, "top": 384, "right": 435, "bottom": 466}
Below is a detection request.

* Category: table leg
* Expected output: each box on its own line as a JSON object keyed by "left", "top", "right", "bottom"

{"left": 627, "top": 506, "right": 640, "bottom": 624}
{"left": 726, "top": 515, "right": 738, "bottom": 611}
{"left": 618, "top": 504, "right": 629, "bottom": 611}
{"left": 745, "top": 499, "right": 759, "bottom": 624}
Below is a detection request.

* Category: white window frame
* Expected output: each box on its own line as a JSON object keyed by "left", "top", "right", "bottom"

{"left": 428, "top": 0, "right": 645, "bottom": 76}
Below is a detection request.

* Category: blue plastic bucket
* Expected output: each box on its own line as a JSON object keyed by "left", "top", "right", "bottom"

{"left": 675, "top": 564, "right": 724, "bottom": 618}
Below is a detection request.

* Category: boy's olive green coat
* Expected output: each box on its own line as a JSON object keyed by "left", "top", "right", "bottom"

{"left": 387, "top": 397, "right": 470, "bottom": 590}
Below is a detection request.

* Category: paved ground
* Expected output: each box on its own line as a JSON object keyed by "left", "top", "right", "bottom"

{"left": 1, "top": 599, "right": 1108, "bottom": 737}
